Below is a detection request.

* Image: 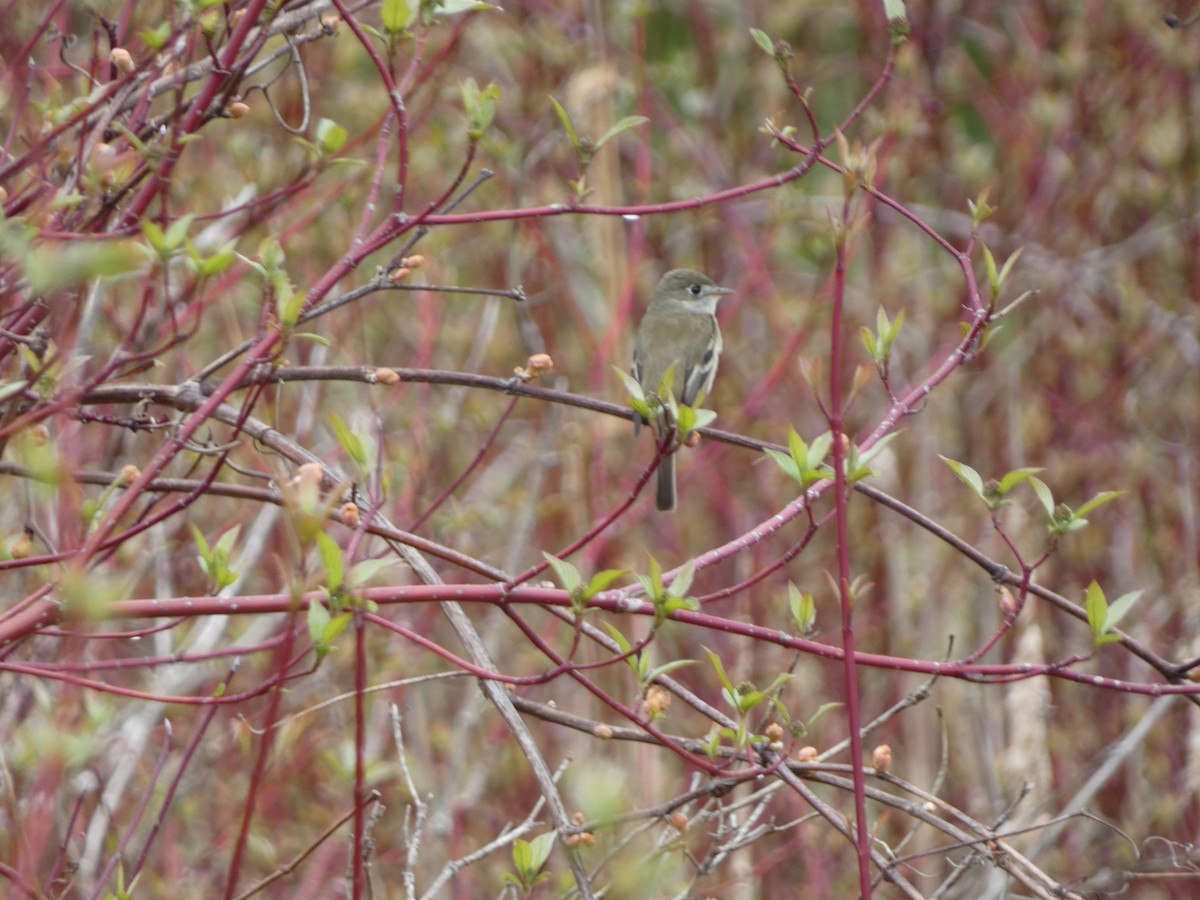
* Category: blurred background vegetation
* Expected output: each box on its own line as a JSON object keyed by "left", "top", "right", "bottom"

{"left": 2, "top": 0, "right": 1199, "bottom": 896}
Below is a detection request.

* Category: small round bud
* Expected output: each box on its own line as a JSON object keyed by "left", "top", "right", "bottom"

{"left": 11, "top": 534, "right": 33, "bottom": 559}
{"left": 872, "top": 743, "right": 892, "bottom": 773}
{"left": 110, "top": 47, "right": 135, "bottom": 74}
{"left": 643, "top": 685, "right": 671, "bottom": 716}
{"left": 388, "top": 266, "right": 412, "bottom": 283}
{"left": 399, "top": 255, "right": 426, "bottom": 270}
{"left": 120, "top": 464, "right": 141, "bottom": 485}
{"left": 227, "top": 101, "right": 251, "bottom": 119}
{"left": 796, "top": 746, "right": 819, "bottom": 762}
{"left": 572, "top": 811, "right": 585, "bottom": 824}
{"left": 669, "top": 812, "right": 689, "bottom": 831}
{"left": 375, "top": 367, "right": 400, "bottom": 385}
{"left": 341, "top": 502, "right": 360, "bottom": 527}
{"left": 297, "top": 463, "right": 324, "bottom": 486}
{"left": 593, "top": 724, "right": 613, "bottom": 740}
{"left": 998, "top": 586, "right": 1018, "bottom": 616}
{"left": 765, "top": 722, "right": 784, "bottom": 743}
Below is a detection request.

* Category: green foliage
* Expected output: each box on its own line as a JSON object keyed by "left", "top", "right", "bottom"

{"left": 102, "top": 861, "right": 141, "bottom": 900}
{"left": 502, "top": 832, "right": 556, "bottom": 895}
{"left": 1084, "top": 580, "right": 1142, "bottom": 648}
{"left": 1030, "top": 481, "right": 1123, "bottom": 537}
{"left": 380, "top": 0, "right": 417, "bottom": 33}
{"left": 307, "top": 596, "right": 352, "bottom": 660}
{"left": 637, "top": 554, "right": 699, "bottom": 625}
{"left": 316, "top": 530, "right": 344, "bottom": 594}
{"left": 328, "top": 411, "right": 368, "bottom": 470}
{"left": 602, "top": 621, "right": 695, "bottom": 695}
{"left": 787, "top": 582, "right": 816, "bottom": 634}
{"left": 461, "top": 77, "right": 500, "bottom": 140}
{"left": 765, "top": 427, "right": 832, "bottom": 488}
{"left": 542, "top": 553, "right": 624, "bottom": 615}
{"left": 941, "top": 457, "right": 1123, "bottom": 538}
{"left": 981, "top": 242, "right": 1023, "bottom": 304}
{"left": 315, "top": 118, "right": 349, "bottom": 155}
{"left": 703, "top": 647, "right": 791, "bottom": 752}
{"left": 192, "top": 523, "right": 240, "bottom": 593}
{"left": 860, "top": 306, "right": 905, "bottom": 374}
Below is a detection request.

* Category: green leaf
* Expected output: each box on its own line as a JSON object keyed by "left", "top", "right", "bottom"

{"left": 807, "top": 432, "right": 833, "bottom": 470}
{"left": 548, "top": 95, "right": 580, "bottom": 151}
{"left": 527, "top": 831, "right": 555, "bottom": 871}
{"left": 315, "top": 118, "right": 348, "bottom": 155}
{"left": 860, "top": 326, "right": 878, "bottom": 362}
{"left": 380, "top": 0, "right": 415, "bottom": 32}
{"left": 807, "top": 701, "right": 842, "bottom": 730}
{"left": 191, "top": 522, "right": 212, "bottom": 559}
{"left": 1075, "top": 490, "right": 1123, "bottom": 518}
{"left": 1029, "top": 477, "right": 1055, "bottom": 518}
{"left": 855, "top": 432, "right": 899, "bottom": 468}
{"left": 940, "top": 456, "right": 984, "bottom": 497}
{"left": 601, "top": 621, "right": 633, "bottom": 656}
{"left": 1084, "top": 580, "right": 1107, "bottom": 641}
{"left": 542, "top": 553, "right": 582, "bottom": 594}
{"left": 594, "top": 115, "right": 649, "bottom": 150}
{"left": 585, "top": 569, "right": 624, "bottom": 599}
{"left": 703, "top": 646, "right": 734, "bottom": 694}
{"left": 645, "top": 553, "right": 664, "bottom": 600}
{"left": 512, "top": 838, "right": 532, "bottom": 872}
{"left": 164, "top": 213, "right": 195, "bottom": 252}
{"left": 349, "top": 558, "right": 395, "bottom": 589}
{"left": 787, "top": 426, "right": 807, "bottom": 467}
{"left": 645, "top": 659, "right": 695, "bottom": 682}
{"left": 982, "top": 243, "right": 998, "bottom": 291}
{"left": 997, "top": 466, "right": 1044, "bottom": 495}
{"left": 215, "top": 524, "right": 240, "bottom": 556}
{"left": 614, "top": 365, "right": 645, "bottom": 402}
{"left": 316, "top": 531, "right": 344, "bottom": 593}
{"left": 461, "top": 79, "right": 499, "bottom": 139}
{"left": 278, "top": 281, "right": 303, "bottom": 328}
{"left": 435, "top": 0, "right": 499, "bottom": 13}
{"left": 322, "top": 612, "right": 352, "bottom": 645}
{"left": 141, "top": 219, "right": 166, "bottom": 254}
{"left": 997, "top": 246, "right": 1024, "bottom": 288}
{"left": 749, "top": 28, "right": 774, "bottom": 56}
{"left": 670, "top": 559, "right": 696, "bottom": 600}
{"left": 259, "top": 237, "right": 285, "bottom": 271}
{"left": 1105, "top": 589, "right": 1142, "bottom": 634}
{"left": 292, "top": 332, "right": 331, "bottom": 347}
{"left": 661, "top": 595, "right": 699, "bottom": 615}
{"left": 764, "top": 447, "right": 801, "bottom": 482}
{"left": 688, "top": 407, "right": 717, "bottom": 432}
{"left": 139, "top": 23, "right": 171, "bottom": 50}
{"left": 788, "top": 582, "right": 815, "bottom": 633}
{"left": 328, "top": 412, "right": 366, "bottom": 467}
{"left": 308, "top": 596, "right": 331, "bottom": 642}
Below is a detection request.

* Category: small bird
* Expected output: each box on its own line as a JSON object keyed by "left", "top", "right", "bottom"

{"left": 632, "top": 268, "right": 733, "bottom": 511}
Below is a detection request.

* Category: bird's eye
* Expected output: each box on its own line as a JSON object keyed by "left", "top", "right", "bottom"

{"left": 689, "top": 284, "right": 702, "bottom": 295}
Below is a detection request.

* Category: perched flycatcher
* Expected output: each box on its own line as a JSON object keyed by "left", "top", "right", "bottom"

{"left": 632, "top": 268, "right": 733, "bottom": 511}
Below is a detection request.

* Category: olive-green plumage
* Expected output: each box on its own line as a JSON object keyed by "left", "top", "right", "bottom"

{"left": 632, "top": 268, "right": 732, "bottom": 511}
